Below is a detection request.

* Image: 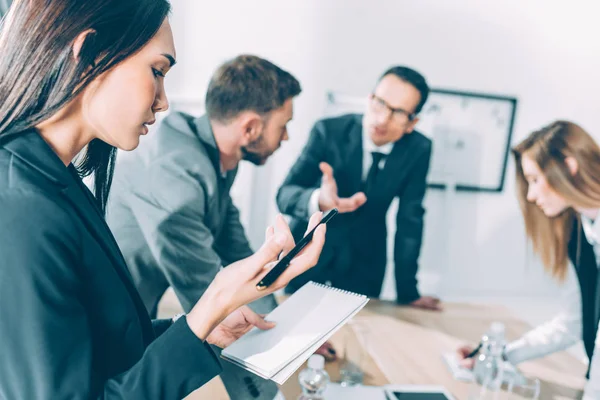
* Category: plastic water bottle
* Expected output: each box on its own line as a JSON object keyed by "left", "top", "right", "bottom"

{"left": 298, "top": 355, "right": 330, "bottom": 400}
{"left": 468, "top": 322, "right": 507, "bottom": 399}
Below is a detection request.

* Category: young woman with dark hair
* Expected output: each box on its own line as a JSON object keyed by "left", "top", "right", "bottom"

{"left": 0, "top": 1, "right": 325, "bottom": 398}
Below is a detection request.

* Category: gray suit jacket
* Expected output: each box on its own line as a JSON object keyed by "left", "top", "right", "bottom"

{"left": 107, "top": 112, "right": 278, "bottom": 400}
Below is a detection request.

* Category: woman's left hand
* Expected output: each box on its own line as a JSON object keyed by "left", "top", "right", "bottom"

{"left": 206, "top": 305, "right": 275, "bottom": 348}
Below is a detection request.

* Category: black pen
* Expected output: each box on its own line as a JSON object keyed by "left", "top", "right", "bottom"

{"left": 256, "top": 208, "right": 338, "bottom": 290}
{"left": 465, "top": 342, "right": 482, "bottom": 359}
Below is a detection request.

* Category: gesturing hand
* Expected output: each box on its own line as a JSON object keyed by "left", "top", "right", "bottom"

{"left": 318, "top": 162, "right": 366, "bottom": 213}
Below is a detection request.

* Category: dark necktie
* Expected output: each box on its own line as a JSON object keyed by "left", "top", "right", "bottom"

{"left": 363, "top": 151, "right": 386, "bottom": 195}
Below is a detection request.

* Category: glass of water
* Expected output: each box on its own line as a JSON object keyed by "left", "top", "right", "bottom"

{"left": 507, "top": 375, "right": 541, "bottom": 399}
{"left": 339, "top": 323, "right": 367, "bottom": 387}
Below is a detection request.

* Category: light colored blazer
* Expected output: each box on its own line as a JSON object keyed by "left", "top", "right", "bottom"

{"left": 107, "top": 111, "right": 278, "bottom": 400}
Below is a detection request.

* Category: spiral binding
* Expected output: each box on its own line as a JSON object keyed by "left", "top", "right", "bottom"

{"left": 307, "top": 281, "right": 367, "bottom": 298}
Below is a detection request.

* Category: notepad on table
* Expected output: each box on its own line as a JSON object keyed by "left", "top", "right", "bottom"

{"left": 221, "top": 281, "right": 369, "bottom": 384}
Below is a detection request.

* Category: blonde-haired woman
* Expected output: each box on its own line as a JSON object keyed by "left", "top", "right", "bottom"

{"left": 458, "top": 121, "right": 600, "bottom": 399}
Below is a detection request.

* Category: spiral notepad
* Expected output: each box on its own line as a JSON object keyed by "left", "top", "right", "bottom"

{"left": 221, "top": 281, "right": 369, "bottom": 384}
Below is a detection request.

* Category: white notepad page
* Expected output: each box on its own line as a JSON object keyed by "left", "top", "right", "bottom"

{"left": 270, "top": 299, "right": 366, "bottom": 384}
{"left": 222, "top": 281, "right": 369, "bottom": 383}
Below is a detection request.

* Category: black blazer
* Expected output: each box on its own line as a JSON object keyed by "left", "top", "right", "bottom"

{"left": 0, "top": 130, "right": 221, "bottom": 399}
{"left": 277, "top": 114, "right": 432, "bottom": 302}
{"left": 569, "top": 217, "right": 600, "bottom": 378}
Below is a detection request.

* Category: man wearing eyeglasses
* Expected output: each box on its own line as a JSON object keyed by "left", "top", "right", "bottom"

{"left": 277, "top": 66, "right": 440, "bottom": 310}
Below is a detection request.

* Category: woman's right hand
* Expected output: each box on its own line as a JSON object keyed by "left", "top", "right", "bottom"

{"left": 186, "top": 212, "right": 326, "bottom": 340}
{"left": 457, "top": 345, "right": 477, "bottom": 369}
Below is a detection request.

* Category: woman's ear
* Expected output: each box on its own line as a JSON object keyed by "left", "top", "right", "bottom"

{"left": 565, "top": 156, "right": 579, "bottom": 176}
{"left": 72, "top": 29, "right": 97, "bottom": 62}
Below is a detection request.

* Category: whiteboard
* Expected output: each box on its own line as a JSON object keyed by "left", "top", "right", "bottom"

{"left": 325, "top": 89, "right": 517, "bottom": 192}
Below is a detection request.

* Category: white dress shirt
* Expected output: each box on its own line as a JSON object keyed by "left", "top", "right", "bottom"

{"left": 308, "top": 127, "right": 394, "bottom": 214}
{"left": 505, "top": 212, "right": 600, "bottom": 399}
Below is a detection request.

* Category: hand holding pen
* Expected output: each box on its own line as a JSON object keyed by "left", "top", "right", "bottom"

{"left": 456, "top": 342, "right": 482, "bottom": 369}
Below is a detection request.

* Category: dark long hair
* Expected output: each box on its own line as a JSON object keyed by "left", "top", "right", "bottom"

{"left": 0, "top": 0, "right": 171, "bottom": 214}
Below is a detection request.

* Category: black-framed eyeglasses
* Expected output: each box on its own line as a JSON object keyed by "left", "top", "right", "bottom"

{"left": 369, "top": 94, "right": 416, "bottom": 123}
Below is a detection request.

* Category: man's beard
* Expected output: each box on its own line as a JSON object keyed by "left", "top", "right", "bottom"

{"left": 241, "top": 134, "right": 269, "bottom": 165}
{"left": 241, "top": 146, "right": 267, "bottom": 165}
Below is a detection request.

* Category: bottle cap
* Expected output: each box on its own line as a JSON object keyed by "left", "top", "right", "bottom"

{"left": 490, "top": 322, "right": 505, "bottom": 335}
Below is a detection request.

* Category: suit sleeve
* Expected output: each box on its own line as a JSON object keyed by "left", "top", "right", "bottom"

{"left": 276, "top": 121, "right": 328, "bottom": 220}
{"left": 394, "top": 142, "right": 432, "bottom": 303}
{"left": 0, "top": 192, "right": 221, "bottom": 400}
{"left": 213, "top": 194, "right": 253, "bottom": 266}
{"left": 152, "top": 318, "right": 173, "bottom": 337}
{"left": 126, "top": 158, "right": 227, "bottom": 313}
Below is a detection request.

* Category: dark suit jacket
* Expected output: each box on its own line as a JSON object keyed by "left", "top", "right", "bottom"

{"left": 569, "top": 217, "right": 600, "bottom": 378}
{"left": 277, "top": 114, "right": 432, "bottom": 302}
{"left": 0, "top": 130, "right": 221, "bottom": 399}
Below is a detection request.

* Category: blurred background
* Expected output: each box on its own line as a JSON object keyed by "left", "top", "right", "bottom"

{"left": 156, "top": 0, "right": 600, "bottom": 313}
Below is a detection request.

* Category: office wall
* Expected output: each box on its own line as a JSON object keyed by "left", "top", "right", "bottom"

{"left": 162, "top": 0, "right": 600, "bottom": 298}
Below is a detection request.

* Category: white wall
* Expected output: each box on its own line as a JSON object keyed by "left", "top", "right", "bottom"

{"left": 164, "top": 0, "right": 600, "bottom": 299}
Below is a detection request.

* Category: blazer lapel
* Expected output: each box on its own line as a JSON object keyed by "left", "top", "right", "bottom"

{"left": 63, "top": 170, "right": 137, "bottom": 284}
{"left": 68, "top": 168, "right": 126, "bottom": 268}
{"left": 594, "top": 251, "right": 600, "bottom": 331}
{"left": 374, "top": 134, "right": 415, "bottom": 198}
{"left": 194, "top": 115, "right": 222, "bottom": 173}
{"left": 345, "top": 116, "right": 364, "bottom": 196}
{"left": 5, "top": 131, "right": 155, "bottom": 343}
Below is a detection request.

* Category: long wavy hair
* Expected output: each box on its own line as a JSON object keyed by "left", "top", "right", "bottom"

{"left": 0, "top": 0, "right": 171, "bottom": 214}
{"left": 513, "top": 121, "right": 600, "bottom": 280}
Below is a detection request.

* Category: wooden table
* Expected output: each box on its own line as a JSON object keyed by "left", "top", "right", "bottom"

{"left": 157, "top": 291, "right": 586, "bottom": 400}
{"left": 280, "top": 300, "right": 586, "bottom": 400}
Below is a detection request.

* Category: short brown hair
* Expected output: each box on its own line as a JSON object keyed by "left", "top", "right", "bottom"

{"left": 205, "top": 55, "right": 301, "bottom": 122}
